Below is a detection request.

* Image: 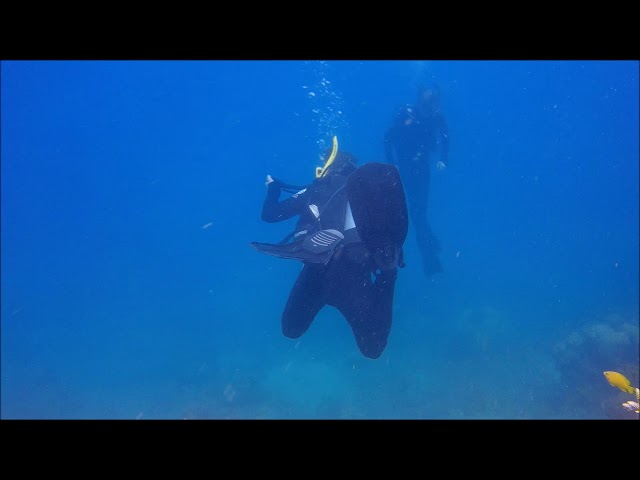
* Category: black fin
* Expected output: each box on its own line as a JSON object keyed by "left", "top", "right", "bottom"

{"left": 251, "top": 229, "right": 343, "bottom": 265}
{"left": 346, "top": 162, "right": 408, "bottom": 253}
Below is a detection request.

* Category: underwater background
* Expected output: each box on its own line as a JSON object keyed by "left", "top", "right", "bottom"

{"left": 1, "top": 59, "right": 638, "bottom": 419}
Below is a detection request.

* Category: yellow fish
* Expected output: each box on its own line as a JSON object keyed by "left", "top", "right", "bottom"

{"left": 603, "top": 371, "right": 636, "bottom": 394}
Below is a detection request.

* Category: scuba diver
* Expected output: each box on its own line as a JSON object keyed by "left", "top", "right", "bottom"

{"left": 384, "top": 85, "right": 449, "bottom": 278}
{"left": 251, "top": 137, "right": 408, "bottom": 359}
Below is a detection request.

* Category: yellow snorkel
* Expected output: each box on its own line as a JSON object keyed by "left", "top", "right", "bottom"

{"left": 315, "top": 136, "right": 338, "bottom": 179}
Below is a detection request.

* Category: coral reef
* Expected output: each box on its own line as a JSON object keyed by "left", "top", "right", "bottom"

{"left": 551, "top": 312, "right": 639, "bottom": 418}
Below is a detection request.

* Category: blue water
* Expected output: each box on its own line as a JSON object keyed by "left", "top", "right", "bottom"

{"left": 2, "top": 60, "right": 638, "bottom": 419}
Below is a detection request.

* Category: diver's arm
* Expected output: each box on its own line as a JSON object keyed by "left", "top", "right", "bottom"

{"left": 384, "top": 107, "right": 410, "bottom": 166}
{"left": 261, "top": 179, "right": 308, "bottom": 223}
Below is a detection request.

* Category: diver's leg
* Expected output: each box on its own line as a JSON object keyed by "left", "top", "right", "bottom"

{"left": 346, "top": 162, "right": 408, "bottom": 256}
{"left": 414, "top": 220, "right": 443, "bottom": 276}
{"left": 403, "top": 161, "right": 442, "bottom": 276}
{"left": 340, "top": 163, "right": 407, "bottom": 357}
{"left": 281, "top": 265, "right": 325, "bottom": 339}
{"left": 331, "top": 261, "right": 397, "bottom": 359}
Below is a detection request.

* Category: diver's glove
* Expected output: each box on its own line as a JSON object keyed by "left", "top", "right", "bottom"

{"left": 265, "top": 175, "right": 291, "bottom": 188}
{"left": 265, "top": 175, "right": 287, "bottom": 193}
{"left": 266, "top": 175, "right": 307, "bottom": 195}
{"left": 267, "top": 175, "right": 288, "bottom": 187}
{"left": 373, "top": 244, "right": 402, "bottom": 273}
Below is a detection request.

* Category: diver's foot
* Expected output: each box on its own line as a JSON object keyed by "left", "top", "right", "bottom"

{"left": 423, "top": 255, "right": 443, "bottom": 277}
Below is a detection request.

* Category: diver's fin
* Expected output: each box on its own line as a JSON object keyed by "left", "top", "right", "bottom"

{"left": 250, "top": 241, "right": 307, "bottom": 261}
{"left": 346, "top": 162, "right": 408, "bottom": 255}
{"left": 423, "top": 253, "right": 443, "bottom": 276}
{"left": 251, "top": 229, "right": 344, "bottom": 265}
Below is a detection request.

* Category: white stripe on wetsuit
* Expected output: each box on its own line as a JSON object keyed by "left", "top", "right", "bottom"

{"left": 344, "top": 201, "right": 356, "bottom": 231}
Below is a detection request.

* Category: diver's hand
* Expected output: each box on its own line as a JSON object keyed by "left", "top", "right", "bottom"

{"left": 373, "top": 244, "right": 400, "bottom": 272}
{"left": 265, "top": 175, "right": 285, "bottom": 193}
{"left": 436, "top": 161, "right": 446, "bottom": 171}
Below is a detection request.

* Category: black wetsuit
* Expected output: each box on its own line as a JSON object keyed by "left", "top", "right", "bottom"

{"left": 384, "top": 104, "right": 449, "bottom": 277}
{"left": 261, "top": 165, "right": 404, "bottom": 359}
